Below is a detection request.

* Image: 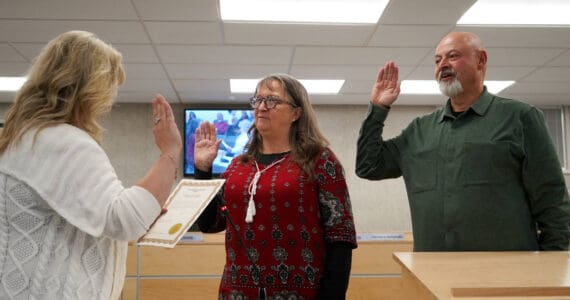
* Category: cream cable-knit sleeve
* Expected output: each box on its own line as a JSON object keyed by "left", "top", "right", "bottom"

{"left": 0, "top": 124, "right": 161, "bottom": 240}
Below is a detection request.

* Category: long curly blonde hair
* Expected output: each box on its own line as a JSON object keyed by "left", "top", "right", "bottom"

{"left": 0, "top": 30, "right": 125, "bottom": 153}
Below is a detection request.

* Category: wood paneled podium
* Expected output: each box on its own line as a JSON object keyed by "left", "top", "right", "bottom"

{"left": 394, "top": 251, "right": 570, "bottom": 300}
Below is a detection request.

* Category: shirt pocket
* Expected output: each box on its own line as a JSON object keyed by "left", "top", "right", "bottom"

{"left": 401, "top": 154, "right": 437, "bottom": 193}
{"left": 459, "top": 141, "right": 512, "bottom": 186}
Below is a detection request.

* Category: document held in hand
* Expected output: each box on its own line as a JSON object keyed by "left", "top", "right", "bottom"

{"left": 137, "top": 179, "right": 225, "bottom": 248}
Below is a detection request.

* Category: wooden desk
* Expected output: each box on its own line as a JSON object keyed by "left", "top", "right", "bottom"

{"left": 394, "top": 251, "right": 570, "bottom": 300}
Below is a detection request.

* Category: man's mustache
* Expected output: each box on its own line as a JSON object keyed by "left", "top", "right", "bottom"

{"left": 438, "top": 68, "right": 455, "bottom": 81}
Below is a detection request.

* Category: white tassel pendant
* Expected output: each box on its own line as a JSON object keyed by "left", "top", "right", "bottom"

{"left": 246, "top": 157, "right": 286, "bottom": 223}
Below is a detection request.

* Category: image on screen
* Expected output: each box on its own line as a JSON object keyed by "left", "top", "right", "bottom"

{"left": 184, "top": 108, "right": 254, "bottom": 176}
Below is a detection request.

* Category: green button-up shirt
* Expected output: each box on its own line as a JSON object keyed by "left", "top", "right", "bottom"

{"left": 356, "top": 89, "right": 570, "bottom": 251}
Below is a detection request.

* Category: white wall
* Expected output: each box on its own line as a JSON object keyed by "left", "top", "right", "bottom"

{"left": 314, "top": 105, "right": 434, "bottom": 232}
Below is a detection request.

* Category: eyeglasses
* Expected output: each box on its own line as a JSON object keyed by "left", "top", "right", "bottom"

{"left": 249, "top": 95, "right": 298, "bottom": 109}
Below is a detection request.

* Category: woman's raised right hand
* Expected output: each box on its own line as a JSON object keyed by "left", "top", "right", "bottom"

{"left": 152, "top": 94, "right": 182, "bottom": 159}
{"left": 194, "top": 121, "right": 222, "bottom": 171}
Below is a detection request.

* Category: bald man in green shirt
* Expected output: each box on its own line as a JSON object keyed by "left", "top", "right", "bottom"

{"left": 356, "top": 32, "right": 570, "bottom": 251}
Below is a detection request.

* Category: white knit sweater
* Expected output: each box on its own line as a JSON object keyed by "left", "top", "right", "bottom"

{"left": 0, "top": 124, "right": 161, "bottom": 299}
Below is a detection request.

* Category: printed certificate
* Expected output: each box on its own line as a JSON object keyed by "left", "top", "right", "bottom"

{"left": 138, "top": 179, "right": 225, "bottom": 248}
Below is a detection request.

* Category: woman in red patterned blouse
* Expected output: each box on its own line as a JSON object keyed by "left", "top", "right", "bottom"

{"left": 194, "top": 73, "right": 357, "bottom": 300}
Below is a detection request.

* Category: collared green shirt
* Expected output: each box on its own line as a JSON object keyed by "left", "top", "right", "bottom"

{"left": 356, "top": 89, "right": 570, "bottom": 251}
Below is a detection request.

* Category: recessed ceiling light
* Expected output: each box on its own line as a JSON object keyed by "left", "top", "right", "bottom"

{"left": 230, "top": 79, "right": 345, "bottom": 94}
{"left": 230, "top": 79, "right": 259, "bottom": 94}
{"left": 458, "top": 0, "right": 570, "bottom": 26}
{"left": 220, "top": 0, "right": 389, "bottom": 24}
{"left": 298, "top": 79, "right": 345, "bottom": 94}
{"left": 0, "top": 77, "right": 27, "bottom": 91}
{"left": 401, "top": 80, "right": 515, "bottom": 94}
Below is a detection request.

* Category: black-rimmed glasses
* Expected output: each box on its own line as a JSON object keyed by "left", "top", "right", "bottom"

{"left": 249, "top": 96, "right": 298, "bottom": 109}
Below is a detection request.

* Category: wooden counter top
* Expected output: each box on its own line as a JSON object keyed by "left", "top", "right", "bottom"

{"left": 394, "top": 251, "right": 570, "bottom": 300}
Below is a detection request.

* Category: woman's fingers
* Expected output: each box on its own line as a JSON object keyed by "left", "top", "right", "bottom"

{"left": 158, "top": 94, "right": 174, "bottom": 124}
{"left": 208, "top": 122, "right": 216, "bottom": 139}
{"left": 197, "top": 121, "right": 217, "bottom": 142}
{"left": 152, "top": 95, "right": 166, "bottom": 126}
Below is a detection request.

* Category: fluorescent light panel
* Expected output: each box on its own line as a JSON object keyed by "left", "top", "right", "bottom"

{"left": 401, "top": 80, "right": 515, "bottom": 94}
{"left": 0, "top": 77, "right": 26, "bottom": 91}
{"left": 231, "top": 79, "right": 345, "bottom": 94}
{"left": 458, "top": 0, "right": 570, "bottom": 26}
{"left": 220, "top": 0, "right": 389, "bottom": 24}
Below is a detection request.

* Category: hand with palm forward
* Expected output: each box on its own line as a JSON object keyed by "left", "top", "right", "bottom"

{"left": 194, "top": 121, "right": 222, "bottom": 172}
{"left": 370, "top": 61, "right": 401, "bottom": 107}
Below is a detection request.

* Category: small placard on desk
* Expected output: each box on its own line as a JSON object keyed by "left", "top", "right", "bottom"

{"left": 357, "top": 233, "right": 405, "bottom": 241}
{"left": 180, "top": 232, "right": 204, "bottom": 243}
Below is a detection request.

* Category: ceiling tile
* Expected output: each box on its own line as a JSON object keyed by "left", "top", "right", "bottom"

{"left": 8, "top": 43, "right": 44, "bottom": 61}
{"left": 164, "top": 64, "right": 288, "bottom": 79}
{"left": 0, "top": 0, "right": 138, "bottom": 20}
{"left": 114, "top": 45, "right": 160, "bottom": 64}
{"left": 294, "top": 46, "right": 431, "bottom": 66}
{"left": 133, "top": 0, "right": 218, "bottom": 21}
{"left": 0, "top": 62, "right": 30, "bottom": 76}
{"left": 0, "top": 43, "right": 27, "bottom": 62}
{"left": 224, "top": 23, "right": 375, "bottom": 46}
{"left": 173, "top": 79, "right": 228, "bottom": 93}
{"left": 0, "top": 92, "right": 16, "bottom": 103}
{"left": 0, "top": 20, "right": 150, "bottom": 44}
{"left": 156, "top": 45, "right": 294, "bottom": 64}
{"left": 369, "top": 25, "right": 451, "bottom": 47}
{"left": 119, "top": 79, "right": 174, "bottom": 93}
{"left": 290, "top": 65, "right": 414, "bottom": 80}
{"left": 484, "top": 66, "right": 537, "bottom": 81}
{"left": 291, "top": 65, "right": 379, "bottom": 80}
{"left": 547, "top": 50, "right": 570, "bottom": 67}
{"left": 11, "top": 42, "right": 159, "bottom": 65}
{"left": 521, "top": 67, "right": 570, "bottom": 83}
{"left": 485, "top": 48, "right": 566, "bottom": 67}
{"left": 123, "top": 64, "right": 168, "bottom": 80}
{"left": 455, "top": 26, "right": 570, "bottom": 48}
{"left": 145, "top": 21, "right": 222, "bottom": 44}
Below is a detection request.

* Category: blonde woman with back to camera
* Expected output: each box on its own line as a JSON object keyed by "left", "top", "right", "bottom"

{"left": 0, "top": 31, "right": 182, "bottom": 299}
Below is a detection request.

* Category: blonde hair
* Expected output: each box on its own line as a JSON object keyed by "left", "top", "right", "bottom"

{"left": 0, "top": 30, "right": 125, "bottom": 153}
{"left": 243, "top": 73, "right": 329, "bottom": 179}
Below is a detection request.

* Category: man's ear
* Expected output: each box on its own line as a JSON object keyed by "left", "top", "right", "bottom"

{"left": 478, "top": 50, "right": 488, "bottom": 69}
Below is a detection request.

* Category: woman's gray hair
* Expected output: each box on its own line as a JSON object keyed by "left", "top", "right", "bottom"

{"left": 244, "top": 73, "right": 329, "bottom": 179}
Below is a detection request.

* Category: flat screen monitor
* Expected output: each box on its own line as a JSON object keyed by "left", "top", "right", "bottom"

{"left": 184, "top": 108, "right": 254, "bottom": 177}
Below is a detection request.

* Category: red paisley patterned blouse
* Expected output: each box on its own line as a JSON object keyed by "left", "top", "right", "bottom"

{"left": 204, "top": 148, "right": 356, "bottom": 299}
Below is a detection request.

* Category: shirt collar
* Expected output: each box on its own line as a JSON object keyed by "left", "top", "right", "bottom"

{"left": 438, "top": 86, "right": 493, "bottom": 123}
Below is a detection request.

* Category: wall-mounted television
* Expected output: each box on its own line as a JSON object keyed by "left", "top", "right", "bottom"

{"left": 184, "top": 108, "right": 254, "bottom": 177}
